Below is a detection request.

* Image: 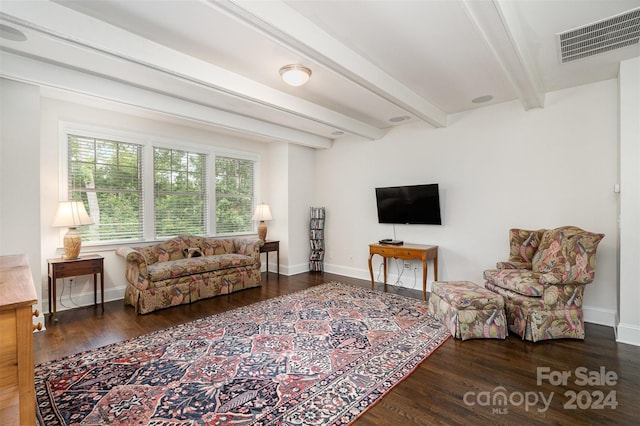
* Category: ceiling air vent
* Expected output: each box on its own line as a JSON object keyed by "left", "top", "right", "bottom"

{"left": 557, "top": 7, "right": 640, "bottom": 63}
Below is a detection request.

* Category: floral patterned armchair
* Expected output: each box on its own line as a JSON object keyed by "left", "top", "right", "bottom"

{"left": 483, "top": 226, "right": 604, "bottom": 342}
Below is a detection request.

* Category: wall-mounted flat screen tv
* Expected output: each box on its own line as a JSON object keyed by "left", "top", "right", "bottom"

{"left": 375, "top": 183, "right": 442, "bottom": 225}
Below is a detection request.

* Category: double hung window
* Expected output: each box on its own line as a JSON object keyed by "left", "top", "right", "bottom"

{"left": 154, "top": 147, "right": 208, "bottom": 238}
{"left": 67, "top": 134, "right": 143, "bottom": 242}
{"left": 63, "top": 127, "right": 257, "bottom": 243}
{"left": 214, "top": 156, "right": 255, "bottom": 234}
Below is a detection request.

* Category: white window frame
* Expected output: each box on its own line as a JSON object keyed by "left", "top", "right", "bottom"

{"left": 152, "top": 143, "right": 212, "bottom": 239}
{"left": 59, "top": 122, "right": 260, "bottom": 246}
{"left": 212, "top": 149, "right": 260, "bottom": 236}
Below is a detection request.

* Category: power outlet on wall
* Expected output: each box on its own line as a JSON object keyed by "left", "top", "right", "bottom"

{"left": 68, "top": 278, "right": 74, "bottom": 287}
{"left": 404, "top": 262, "right": 411, "bottom": 269}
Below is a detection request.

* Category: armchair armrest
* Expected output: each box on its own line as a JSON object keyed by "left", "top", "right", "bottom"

{"left": 496, "top": 261, "right": 532, "bottom": 270}
{"left": 539, "top": 272, "right": 573, "bottom": 285}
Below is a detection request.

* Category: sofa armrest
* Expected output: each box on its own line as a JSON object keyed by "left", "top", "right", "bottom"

{"left": 116, "top": 247, "right": 149, "bottom": 285}
{"left": 496, "top": 261, "right": 532, "bottom": 270}
{"left": 234, "top": 238, "right": 263, "bottom": 261}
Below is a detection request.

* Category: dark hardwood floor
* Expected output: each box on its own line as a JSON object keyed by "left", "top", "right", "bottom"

{"left": 35, "top": 272, "right": 640, "bottom": 425}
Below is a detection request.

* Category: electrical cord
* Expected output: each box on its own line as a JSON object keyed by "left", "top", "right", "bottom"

{"left": 58, "top": 278, "right": 71, "bottom": 309}
{"left": 69, "top": 282, "right": 81, "bottom": 307}
{"left": 393, "top": 258, "right": 406, "bottom": 286}
{"left": 58, "top": 278, "right": 82, "bottom": 309}
{"left": 375, "top": 258, "right": 410, "bottom": 287}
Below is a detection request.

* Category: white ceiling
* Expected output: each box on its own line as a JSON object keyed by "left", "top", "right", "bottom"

{"left": 1, "top": 0, "right": 639, "bottom": 148}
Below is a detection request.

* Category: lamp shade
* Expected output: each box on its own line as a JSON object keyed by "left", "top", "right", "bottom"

{"left": 279, "top": 64, "right": 311, "bottom": 87}
{"left": 52, "top": 201, "right": 94, "bottom": 228}
{"left": 252, "top": 204, "right": 273, "bottom": 222}
{"left": 252, "top": 204, "right": 272, "bottom": 241}
{"left": 52, "top": 201, "right": 94, "bottom": 259}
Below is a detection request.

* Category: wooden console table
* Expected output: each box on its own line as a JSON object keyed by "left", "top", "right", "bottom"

{"left": 47, "top": 254, "right": 104, "bottom": 322}
{"left": 368, "top": 243, "right": 438, "bottom": 300}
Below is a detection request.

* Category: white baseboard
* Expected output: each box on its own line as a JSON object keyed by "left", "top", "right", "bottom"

{"left": 323, "top": 264, "right": 433, "bottom": 292}
{"left": 42, "top": 285, "right": 127, "bottom": 314}
{"left": 583, "top": 305, "right": 617, "bottom": 328}
{"left": 617, "top": 323, "right": 640, "bottom": 346}
{"left": 34, "top": 265, "right": 632, "bottom": 346}
{"left": 323, "top": 263, "right": 370, "bottom": 281}
{"left": 284, "top": 262, "right": 308, "bottom": 276}
{"left": 324, "top": 265, "right": 619, "bottom": 328}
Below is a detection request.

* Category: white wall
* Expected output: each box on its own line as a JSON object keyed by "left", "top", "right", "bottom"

{"left": 0, "top": 79, "right": 43, "bottom": 324}
{"left": 288, "top": 143, "right": 317, "bottom": 274}
{"left": 617, "top": 57, "right": 640, "bottom": 345}
{"left": 38, "top": 95, "right": 271, "bottom": 313}
{"left": 315, "top": 79, "right": 619, "bottom": 326}
{"left": 264, "top": 141, "right": 288, "bottom": 271}
{"left": 0, "top": 75, "right": 625, "bottom": 331}
{"left": 263, "top": 142, "right": 317, "bottom": 275}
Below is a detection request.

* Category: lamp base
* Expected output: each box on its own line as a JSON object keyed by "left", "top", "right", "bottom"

{"left": 258, "top": 221, "right": 268, "bottom": 241}
{"left": 63, "top": 228, "right": 82, "bottom": 259}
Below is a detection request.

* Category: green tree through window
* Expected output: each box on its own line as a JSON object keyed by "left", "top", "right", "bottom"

{"left": 66, "top": 130, "right": 257, "bottom": 242}
{"left": 67, "top": 135, "right": 143, "bottom": 241}
{"left": 215, "top": 156, "right": 255, "bottom": 234}
{"left": 154, "top": 147, "right": 207, "bottom": 238}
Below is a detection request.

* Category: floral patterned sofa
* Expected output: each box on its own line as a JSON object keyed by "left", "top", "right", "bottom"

{"left": 117, "top": 235, "right": 262, "bottom": 314}
{"left": 483, "top": 226, "right": 604, "bottom": 342}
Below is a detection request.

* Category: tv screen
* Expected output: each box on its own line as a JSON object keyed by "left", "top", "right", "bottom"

{"left": 375, "top": 184, "right": 442, "bottom": 225}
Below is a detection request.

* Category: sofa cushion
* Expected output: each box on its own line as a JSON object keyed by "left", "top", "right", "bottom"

{"left": 483, "top": 269, "right": 545, "bottom": 297}
{"left": 137, "top": 238, "right": 188, "bottom": 264}
{"left": 201, "top": 237, "right": 235, "bottom": 255}
{"left": 147, "top": 254, "right": 254, "bottom": 281}
{"left": 508, "top": 229, "right": 545, "bottom": 263}
{"left": 532, "top": 227, "right": 569, "bottom": 274}
{"left": 560, "top": 232, "right": 604, "bottom": 284}
{"left": 532, "top": 226, "right": 604, "bottom": 283}
{"left": 496, "top": 261, "right": 532, "bottom": 270}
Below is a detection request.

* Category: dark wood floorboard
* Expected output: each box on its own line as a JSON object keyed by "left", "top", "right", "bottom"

{"left": 35, "top": 272, "right": 640, "bottom": 425}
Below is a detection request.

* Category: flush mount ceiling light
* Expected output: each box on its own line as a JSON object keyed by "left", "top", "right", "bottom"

{"left": 279, "top": 64, "right": 312, "bottom": 87}
{"left": 388, "top": 115, "right": 410, "bottom": 123}
{"left": 472, "top": 95, "right": 494, "bottom": 104}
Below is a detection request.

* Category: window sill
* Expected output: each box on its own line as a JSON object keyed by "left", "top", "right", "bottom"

{"left": 56, "top": 233, "right": 259, "bottom": 254}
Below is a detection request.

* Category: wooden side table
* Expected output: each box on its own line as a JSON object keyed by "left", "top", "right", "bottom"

{"left": 47, "top": 254, "right": 104, "bottom": 322}
{"left": 260, "top": 240, "right": 280, "bottom": 276}
{"left": 368, "top": 243, "right": 438, "bottom": 300}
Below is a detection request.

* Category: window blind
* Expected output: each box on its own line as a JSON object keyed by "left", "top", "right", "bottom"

{"left": 67, "top": 134, "right": 143, "bottom": 241}
{"left": 215, "top": 156, "right": 255, "bottom": 234}
{"left": 154, "top": 147, "right": 208, "bottom": 238}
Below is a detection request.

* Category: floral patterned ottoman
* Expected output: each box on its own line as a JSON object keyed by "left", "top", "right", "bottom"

{"left": 428, "top": 281, "right": 508, "bottom": 340}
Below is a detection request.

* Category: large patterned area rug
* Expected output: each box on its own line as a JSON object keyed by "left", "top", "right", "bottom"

{"left": 36, "top": 282, "right": 450, "bottom": 425}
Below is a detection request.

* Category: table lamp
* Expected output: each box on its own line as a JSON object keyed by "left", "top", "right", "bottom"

{"left": 52, "top": 201, "right": 94, "bottom": 259}
{"left": 252, "top": 203, "right": 273, "bottom": 241}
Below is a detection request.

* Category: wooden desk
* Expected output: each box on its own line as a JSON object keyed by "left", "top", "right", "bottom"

{"left": 0, "top": 254, "right": 38, "bottom": 426}
{"left": 368, "top": 243, "right": 438, "bottom": 300}
{"left": 47, "top": 254, "right": 104, "bottom": 322}
{"left": 260, "top": 240, "right": 280, "bottom": 275}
